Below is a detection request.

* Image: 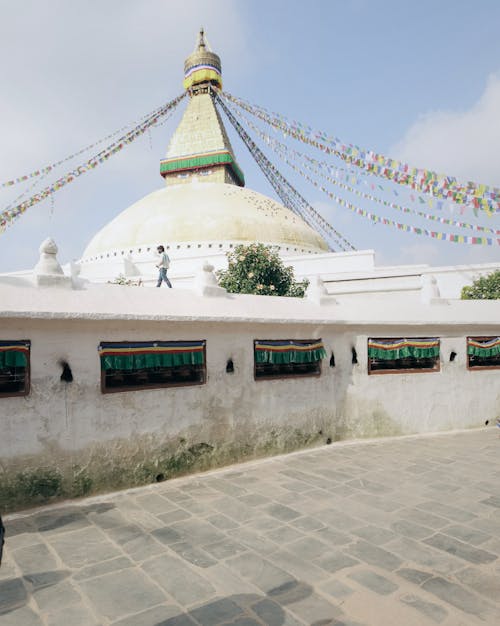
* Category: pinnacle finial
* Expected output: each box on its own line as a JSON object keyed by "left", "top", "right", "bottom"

{"left": 198, "top": 27, "right": 206, "bottom": 50}
{"left": 183, "top": 28, "right": 222, "bottom": 92}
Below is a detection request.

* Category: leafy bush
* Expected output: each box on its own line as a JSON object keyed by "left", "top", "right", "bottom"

{"left": 217, "top": 243, "right": 308, "bottom": 297}
{"left": 461, "top": 270, "right": 500, "bottom": 300}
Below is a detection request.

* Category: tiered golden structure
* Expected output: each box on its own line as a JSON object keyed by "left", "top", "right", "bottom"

{"left": 80, "top": 30, "right": 328, "bottom": 266}
{"left": 160, "top": 29, "right": 244, "bottom": 188}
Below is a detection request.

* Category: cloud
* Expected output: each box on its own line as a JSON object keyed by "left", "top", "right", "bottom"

{"left": 0, "top": 0, "right": 248, "bottom": 272}
{"left": 0, "top": 0, "right": 248, "bottom": 175}
{"left": 391, "top": 74, "right": 500, "bottom": 188}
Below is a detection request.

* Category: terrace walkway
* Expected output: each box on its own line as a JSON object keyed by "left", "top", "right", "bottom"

{"left": 1, "top": 428, "right": 499, "bottom": 626}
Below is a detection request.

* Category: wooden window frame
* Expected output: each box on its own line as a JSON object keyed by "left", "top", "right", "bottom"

{"left": 0, "top": 340, "right": 30, "bottom": 398}
{"left": 100, "top": 341, "right": 207, "bottom": 394}
{"left": 368, "top": 337, "right": 441, "bottom": 376}
{"left": 254, "top": 339, "right": 323, "bottom": 381}
{"left": 467, "top": 336, "right": 500, "bottom": 371}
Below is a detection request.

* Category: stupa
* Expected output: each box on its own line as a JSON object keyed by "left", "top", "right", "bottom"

{"left": 79, "top": 29, "right": 330, "bottom": 285}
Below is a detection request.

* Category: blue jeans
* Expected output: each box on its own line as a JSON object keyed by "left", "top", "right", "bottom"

{"left": 156, "top": 267, "right": 172, "bottom": 288}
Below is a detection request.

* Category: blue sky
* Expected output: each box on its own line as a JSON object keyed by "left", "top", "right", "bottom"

{"left": 1, "top": 0, "right": 499, "bottom": 272}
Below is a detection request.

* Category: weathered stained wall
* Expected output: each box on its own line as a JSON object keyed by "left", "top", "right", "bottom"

{"left": 1, "top": 315, "right": 499, "bottom": 512}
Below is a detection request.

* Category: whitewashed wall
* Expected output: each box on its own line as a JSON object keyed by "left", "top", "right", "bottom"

{"left": 1, "top": 296, "right": 499, "bottom": 511}
{"left": 1, "top": 318, "right": 498, "bottom": 455}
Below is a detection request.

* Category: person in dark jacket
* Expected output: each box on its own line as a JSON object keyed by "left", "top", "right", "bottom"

{"left": 0, "top": 515, "right": 4, "bottom": 566}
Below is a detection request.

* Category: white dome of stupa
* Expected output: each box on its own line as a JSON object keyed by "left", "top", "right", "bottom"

{"left": 81, "top": 181, "right": 328, "bottom": 260}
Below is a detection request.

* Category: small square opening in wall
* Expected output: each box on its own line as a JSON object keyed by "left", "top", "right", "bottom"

{"left": 254, "top": 339, "right": 326, "bottom": 380}
{"left": 99, "top": 341, "right": 206, "bottom": 393}
{"left": 367, "top": 338, "right": 440, "bottom": 375}
{"left": 467, "top": 336, "right": 500, "bottom": 370}
{"left": 0, "top": 340, "right": 30, "bottom": 397}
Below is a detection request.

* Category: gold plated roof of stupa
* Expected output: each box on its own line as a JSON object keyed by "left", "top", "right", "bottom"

{"left": 183, "top": 28, "right": 222, "bottom": 91}
{"left": 162, "top": 28, "right": 243, "bottom": 187}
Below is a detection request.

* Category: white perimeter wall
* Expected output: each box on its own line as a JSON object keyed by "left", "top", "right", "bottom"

{"left": 1, "top": 316, "right": 499, "bottom": 463}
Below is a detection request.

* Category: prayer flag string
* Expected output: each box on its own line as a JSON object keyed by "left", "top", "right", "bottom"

{"left": 222, "top": 92, "right": 500, "bottom": 216}
{"left": 295, "top": 162, "right": 499, "bottom": 245}
{"left": 0, "top": 100, "right": 172, "bottom": 189}
{"left": 0, "top": 93, "right": 185, "bottom": 235}
{"left": 214, "top": 91, "right": 355, "bottom": 251}
{"left": 240, "top": 113, "right": 500, "bottom": 237}
{"left": 220, "top": 94, "right": 499, "bottom": 245}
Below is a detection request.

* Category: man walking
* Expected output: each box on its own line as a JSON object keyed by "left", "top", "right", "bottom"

{"left": 156, "top": 245, "right": 172, "bottom": 288}
{"left": 0, "top": 514, "right": 4, "bottom": 566}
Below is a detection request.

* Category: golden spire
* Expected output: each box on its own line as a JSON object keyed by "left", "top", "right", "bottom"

{"left": 159, "top": 30, "right": 244, "bottom": 187}
{"left": 183, "top": 27, "right": 222, "bottom": 92}
{"left": 196, "top": 27, "right": 207, "bottom": 51}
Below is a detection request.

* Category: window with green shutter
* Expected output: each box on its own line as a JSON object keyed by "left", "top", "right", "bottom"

{"left": 254, "top": 339, "right": 327, "bottom": 380}
{"left": 0, "top": 340, "right": 30, "bottom": 397}
{"left": 368, "top": 338, "right": 440, "bottom": 374}
{"left": 467, "top": 337, "right": 500, "bottom": 370}
{"left": 98, "top": 341, "right": 206, "bottom": 393}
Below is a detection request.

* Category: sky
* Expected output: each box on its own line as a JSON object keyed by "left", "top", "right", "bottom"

{"left": 1, "top": 0, "right": 499, "bottom": 273}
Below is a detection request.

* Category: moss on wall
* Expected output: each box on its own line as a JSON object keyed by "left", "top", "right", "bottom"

{"left": 0, "top": 423, "right": 329, "bottom": 513}
{"left": 0, "top": 399, "right": 417, "bottom": 514}
{"left": 334, "top": 394, "right": 403, "bottom": 441}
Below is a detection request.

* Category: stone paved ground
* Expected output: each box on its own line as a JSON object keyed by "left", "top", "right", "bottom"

{"left": 1, "top": 428, "right": 500, "bottom": 626}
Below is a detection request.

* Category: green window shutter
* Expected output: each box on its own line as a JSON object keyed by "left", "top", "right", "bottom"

{"left": 467, "top": 337, "right": 500, "bottom": 358}
{"left": 368, "top": 338, "right": 440, "bottom": 360}
{"left": 254, "top": 340, "right": 327, "bottom": 364}
{"left": 99, "top": 341, "right": 205, "bottom": 371}
{"left": 0, "top": 341, "right": 30, "bottom": 368}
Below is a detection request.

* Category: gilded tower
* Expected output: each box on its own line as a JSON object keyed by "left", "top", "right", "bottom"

{"left": 160, "top": 29, "right": 244, "bottom": 188}
{"left": 79, "top": 30, "right": 328, "bottom": 278}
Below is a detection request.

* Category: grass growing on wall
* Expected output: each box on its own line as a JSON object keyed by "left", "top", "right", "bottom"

{"left": 0, "top": 427, "right": 327, "bottom": 513}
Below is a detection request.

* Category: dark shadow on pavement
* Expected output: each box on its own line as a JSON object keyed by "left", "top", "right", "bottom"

{"left": 4, "top": 502, "right": 115, "bottom": 537}
{"left": 148, "top": 579, "right": 364, "bottom": 626}
{"left": 0, "top": 569, "right": 70, "bottom": 615}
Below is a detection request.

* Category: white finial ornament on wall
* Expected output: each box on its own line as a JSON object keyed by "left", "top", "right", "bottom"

{"left": 195, "top": 260, "right": 228, "bottom": 297}
{"left": 306, "top": 276, "right": 337, "bottom": 305}
{"left": 34, "top": 238, "right": 72, "bottom": 288}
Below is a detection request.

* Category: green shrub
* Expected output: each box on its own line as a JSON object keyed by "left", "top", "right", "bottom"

{"left": 17, "top": 469, "right": 62, "bottom": 501}
{"left": 461, "top": 270, "right": 500, "bottom": 300}
{"left": 217, "top": 243, "right": 308, "bottom": 297}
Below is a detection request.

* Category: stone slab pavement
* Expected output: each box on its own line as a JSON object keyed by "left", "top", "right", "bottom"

{"left": 1, "top": 428, "right": 500, "bottom": 626}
